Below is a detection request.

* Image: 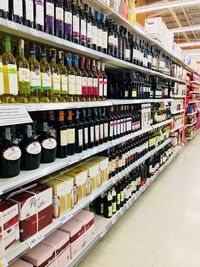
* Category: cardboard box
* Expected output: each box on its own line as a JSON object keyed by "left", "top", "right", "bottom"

{"left": 74, "top": 210, "right": 94, "bottom": 245}
{"left": 59, "top": 218, "right": 84, "bottom": 259}
{"left": 89, "top": 157, "right": 109, "bottom": 185}
{"left": 0, "top": 200, "right": 19, "bottom": 258}
{"left": 10, "top": 259, "right": 33, "bottom": 267}
{"left": 10, "top": 184, "right": 52, "bottom": 242}
{"left": 145, "top": 17, "right": 163, "bottom": 42}
{"left": 23, "top": 230, "right": 70, "bottom": 267}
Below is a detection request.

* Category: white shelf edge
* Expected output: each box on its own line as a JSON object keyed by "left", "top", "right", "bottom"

{"left": 186, "top": 121, "right": 197, "bottom": 127}
{"left": 0, "top": 119, "right": 172, "bottom": 195}
{"left": 0, "top": 18, "right": 185, "bottom": 84}
{"left": 4, "top": 139, "right": 171, "bottom": 264}
{"left": 68, "top": 145, "right": 182, "bottom": 267}
{"left": 170, "top": 124, "right": 184, "bottom": 132}
{"left": 171, "top": 109, "right": 185, "bottom": 115}
{"left": 188, "top": 111, "right": 197, "bottom": 116}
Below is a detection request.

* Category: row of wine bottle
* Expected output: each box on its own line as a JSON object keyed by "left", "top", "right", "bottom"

{"left": 0, "top": 1, "right": 175, "bottom": 76}
{"left": 94, "top": 143, "right": 173, "bottom": 218}
{"left": 0, "top": 35, "right": 107, "bottom": 103}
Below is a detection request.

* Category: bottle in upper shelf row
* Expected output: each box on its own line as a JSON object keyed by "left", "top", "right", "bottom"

{"left": 0, "top": 35, "right": 107, "bottom": 103}
{"left": 0, "top": 1, "right": 182, "bottom": 77}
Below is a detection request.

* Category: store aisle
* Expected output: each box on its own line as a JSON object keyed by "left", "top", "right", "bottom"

{"left": 78, "top": 134, "right": 200, "bottom": 267}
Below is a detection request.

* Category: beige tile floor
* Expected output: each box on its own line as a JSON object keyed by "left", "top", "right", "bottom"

{"left": 78, "top": 134, "right": 200, "bottom": 267}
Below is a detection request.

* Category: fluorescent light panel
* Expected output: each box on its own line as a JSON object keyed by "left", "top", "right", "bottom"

{"left": 135, "top": 0, "right": 200, "bottom": 14}
{"left": 171, "top": 25, "right": 200, "bottom": 33}
{"left": 178, "top": 42, "right": 200, "bottom": 47}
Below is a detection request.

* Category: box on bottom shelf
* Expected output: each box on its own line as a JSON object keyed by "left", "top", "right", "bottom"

{"left": 10, "top": 259, "right": 33, "bottom": 267}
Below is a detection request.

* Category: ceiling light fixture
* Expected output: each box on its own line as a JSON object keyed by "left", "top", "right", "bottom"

{"left": 170, "top": 24, "right": 200, "bottom": 33}
{"left": 135, "top": 0, "right": 200, "bottom": 14}
{"left": 178, "top": 42, "right": 200, "bottom": 48}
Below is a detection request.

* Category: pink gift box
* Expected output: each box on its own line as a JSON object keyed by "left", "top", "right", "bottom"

{"left": 59, "top": 218, "right": 84, "bottom": 259}
{"left": 23, "top": 230, "right": 70, "bottom": 267}
{"left": 74, "top": 210, "right": 94, "bottom": 245}
{"left": 10, "top": 259, "right": 33, "bottom": 267}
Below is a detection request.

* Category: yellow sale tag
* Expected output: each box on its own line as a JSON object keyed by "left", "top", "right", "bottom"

{"left": 0, "top": 259, "right": 8, "bottom": 267}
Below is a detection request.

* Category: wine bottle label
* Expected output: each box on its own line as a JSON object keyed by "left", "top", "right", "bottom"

{"left": 82, "top": 76, "right": 87, "bottom": 95}
{"left": 67, "top": 128, "right": 75, "bottom": 144}
{"left": 68, "top": 74, "right": 76, "bottom": 94}
{"left": 121, "top": 191, "right": 124, "bottom": 202}
{"left": 78, "top": 129, "right": 83, "bottom": 146}
{"left": 103, "top": 79, "right": 107, "bottom": 96}
{"left": 117, "top": 193, "right": 120, "bottom": 205}
{"left": 25, "top": 0, "right": 34, "bottom": 21}
{"left": 114, "top": 120, "right": 117, "bottom": 136}
{"left": 108, "top": 35, "right": 114, "bottom": 45}
{"left": 19, "top": 68, "right": 30, "bottom": 82}
{"left": 0, "top": 0, "right": 8, "bottom": 12}
{"left": 46, "top": 1, "right": 54, "bottom": 27}
{"left": 117, "top": 120, "right": 120, "bottom": 135}
{"left": 65, "top": 11, "right": 72, "bottom": 35}
{"left": 95, "top": 125, "right": 100, "bottom": 141}
{"left": 42, "top": 138, "right": 57, "bottom": 149}
{"left": 3, "top": 146, "right": 21, "bottom": 161}
{"left": 3, "top": 64, "right": 18, "bottom": 95}
{"left": 125, "top": 49, "right": 130, "bottom": 60}
{"left": 60, "top": 129, "right": 68, "bottom": 146}
{"left": 111, "top": 159, "right": 115, "bottom": 172}
{"left": 26, "top": 141, "right": 41, "bottom": 155}
{"left": 100, "top": 124, "right": 104, "bottom": 139}
{"left": 122, "top": 154, "right": 126, "bottom": 166}
{"left": 87, "top": 22, "right": 92, "bottom": 41}
{"left": 41, "top": 71, "right": 51, "bottom": 90}
{"left": 80, "top": 19, "right": 86, "bottom": 39}
{"left": 56, "top": 7, "right": 63, "bottom": 29}
{"left": 75, "top": 75, "right": 82, "bottom": 95}
{"left": 125, "top": 90, "right": 129, "bottom": 97}
{"left": 132, "top": 89, "right": 137, "bottom": 97}
{"left": 109, "top": 121, "right": 113, "bottom": 137}
{"left": 0, "top": 62, "right": 4, "bottom": 95}
{"left": 93, "top": 78, "right": 98, "bottom": 95}
{"left": 90, "top": 126, "right": 94, "bottom": 142}
{"left": 30, "top": 69, "right": 41, "bottom": 90}
{"left": 102, "top": 31, "right": 108, "bottom": 49}
{"left": 98, "top": 78, "right": 103, "bottom": 96}
{"left": 73, "top": 15, "right": 79, "bottom": 36}
{"left": 13, "top": 0, "right": 23, "bottom": 16}
{"left": 108, "top": 206, "right": 112, "bottom": 217}
{"left": 120, "top": 119, "right": 123, "bottom": 133}
{"left": 92, "top": 25, "right": 97, "bottom": 45}
{"left": 114, "top": 36, "right": 118, "bottom": 47}
{"left": 112, "top": 202, "right": 116, "bottom": 213}
{"left": 61, "top": 74, "right": 68, "bottom": 94}
{"left": 35, "top": 0, "right": 44, "bottom": 26}
{"left": 104, "top": 123, "right": 108, "bottom": 138}
{"left": 88, "top": 77, "right": 93, "bottom": 95}
{"left": 84, "top": 127, "right": 88, "bottom": 144}
{"left": 97, "top": 29, "right": 102, "bottom": 47}
{"left": 51, "top": 73, "right": 60, "bottom": 94}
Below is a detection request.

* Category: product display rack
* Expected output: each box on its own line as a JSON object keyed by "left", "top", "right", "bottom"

{"left": 68, "top": 145, "right": 182, "bottom": 267}
{"left": 3, "top": 138, "right": 171, "bottom": 265}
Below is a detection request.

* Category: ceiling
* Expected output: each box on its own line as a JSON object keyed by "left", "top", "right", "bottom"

{"left": 136, "top": 0, "right": 200, "bottom": 51}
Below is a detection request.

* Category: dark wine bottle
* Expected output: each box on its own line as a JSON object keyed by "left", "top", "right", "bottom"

{"left": 45, "top": 0, "right": 54, "bottom": 34}
{"left": 79, "top": 1, "right": 86, "bottom": 46}
{"left": 55, "top": 0, "right": 64, "bottom": 38}
{"left": 64, "top": 0, "right": 72, "bottom": 41}
{"left": 23, "top": 0, "right": 34, "bottom": 27}
{"left": 82, "top": 109, "right": 88, "bottom": 151}
{"left": 103, "top": 191, "right": 113, "bottom": 218}
{"left": 19, "top": 125, "right": 41, "bottom": 170}
{"left": 0, "top": 0, "right": 9, "bottom": 19}
{"left": 66, "top": 110, "right": 75, "bottom": 155}
{"left": 95, "top": 10, "right": 102, "bottom": 52}
{"left": 72, "top": 0, "right": 79, "bottom": 44}
{"left": 34, "top": 0, "right": 44, "bottom": 31}
{"left": 75, "top": 109, "right": 83, "bottom": 153}
{"left": 85, "top": 4, "right": 92, "bottom": 48}
{"left": 10, "top": 0, "right": 23, "bottom": 24}
{"left": 0, "top": 127, "right": 21, "bottom": 178}
{"left": 87, "top": 109, "right": 94, "bottom": 148}
{"left": 91, "top": 7, "right": 97, "bottom": 50}
{"left": 56, "top": 111, "right": 67, "bottom": 158}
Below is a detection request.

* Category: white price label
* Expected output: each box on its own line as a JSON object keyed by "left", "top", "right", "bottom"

{"left": 60, "top": 214, "right": 70, "bottom": 224}
{"left": 0, "top": 258, "right": 8, "bottom": 267}
{"left": 111, "top": 216, "right": 118, "bottom": 225}
{"left": 28, "top": 233, "right": 45, "bottom": 248}
{"left": 99, "top": 229, "right": 107, "bottom": 238}
{"left": 120, "top": 209, "right": 124, "bottom": 216}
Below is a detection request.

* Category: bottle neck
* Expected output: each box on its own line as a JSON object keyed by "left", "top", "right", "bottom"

{"left": 4, "top": 38, "right": 11, "bottom": 54}
{"left": 5, "top": 128, "right": 11, "bottom": 141}
{"left": 67, "top": 110, "right": 73, "bottom": 121}
{"left": 27, "top": 125, "right": 33, "bottom": 138}
{"left": 43, "top": 122, "right": 49, "bottom": 133}
{"left": 58, "top": 111, "right": 65, "bottom": 122}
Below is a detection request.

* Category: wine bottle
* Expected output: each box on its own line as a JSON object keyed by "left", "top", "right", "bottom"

{"left": 66, "top": 53, "right": 75, "bottom": 101}
{"left": 93, "top": 108, "right": 100, "bottom": 146}
{"left": 101, "top": 63, "right": 107, "bottom": 100}
{"left": 34, "top": 0, "right": 44, "bottom": 31}
{"left": 0, "top": 55, "right": 4, "bottom": 102}
{"left": 37, "top": 115, "right": 57, "bottom": 163}
{"left": 82, "top": 109, "right": 88, "bottom": 150}
{"left": 19, "top": 125, "right": 41, "bottom": 170}
{"left": 91, "top": 7, "right": 97, "bottom": 50}
{"left": 103, "top": 191, "right": 113, "bottom": 218}
{"left": 11, "top": 0, "right": 23, "bottom": 24}
{"left": 28, "top": 43, "right": 40, "bottom": 103}
{"left": 80, "top": 56, "right": 88, "bottom": 100}
{"left": 0, "top": 127, "right": 21, "bottom": 178}
{"left": 64, "top": 0, "right": 72, "bottom": 41}
{"left": 58, "top": 51, "right": 68, "bottom": 101}
{"left": 55, "top": 0, "right": 64, "bottom": 38}
{"left": 87, "top": 108, "right": 94, "bottom": 148}
{"left": 2, "top": 35, "right": 18, "bottom": 103}
{"left": 79, "top": 1, "right": 86, "bottom": 46}
{"left": 111, "top": 187, "right": 117, "bottom": 214}
{"left": 98, "top": 108, "right": 104, "bottom": 144}
{"left": 72, "top": 0, "right": 80, "bottom": 44}
{"left": 91, "top": 59, "right": 98, "bottom": 100}
{"left": 101, "top": 14, "right": 108, "bottom": 54}
{"left": 108, "top": 20, "right": 114, "bottom": 56}
{"left": 16, "top": 39, "right": 30, "bottom": 103}
{"left": 75, "top": 109, "right": 83, "bottom": 153}
{"left": 56, "top": 111, "right": 68, "bottom": 158}
{"left": 85, "top": 5, "right": 92, "bottom": 48}
{"left": 45, "top": 0, "right": 54, "bottom": 35}
{"left": 48, "top": 110, "right": 56, "bottom": 138}
{"left": 95, "top": 11, "right": 102, "bottom": 52}
{"left": 66, "top": 110, "right": 75, "bottom": 155}
{"left": 40, "top": 46, "right": 51, "bottom": 102}
{"left": 73, "top": 55, "right": 82, "bottom": 101}
{"left": 23, "top": 0, "right": 34, "bottom": 27}
{"left": 49, "top": 48, "right": 60, "bottom": 102}
{"left": 86, "top": 58, "right": 93, "bottom": 101}
{"left": 0, "top": 1, "right": 9, "bottom": 19}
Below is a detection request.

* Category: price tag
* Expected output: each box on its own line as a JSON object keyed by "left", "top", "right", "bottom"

{"left": 126, "top": 202, "right": 130, "bottom": 209}
{"left": 0, "top": 105, "right": 33, "bottom": 126}
{"left": 120, "top": 209, "right": 124, "bottom": 216}
{"left": 30, "top": 28, "right": 39, "bottom": 37}
{"left": 0, "top": 259, "right": 8, "bottom": 267}
{"left": 7, "top": 21, "right": 18, "bottom": 29}
{"left": 99, "top": 228, "right": 107, "bottom": 238}
{"left": 28, "top": 233, "right": 45, "bottom": 248}
{"left": 111, "top": 216, "right": 118, "bottom": 225}
{"left": 60, "top": 214, "right": 70, "bottom": 224}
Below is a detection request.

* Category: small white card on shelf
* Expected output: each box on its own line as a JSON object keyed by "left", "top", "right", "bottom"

{"left": 99, "top": 228, "right": 107, "bottom": 238}
{"left": 0, "top": 258, "right": 8, "bottom": 267}
{"left": 28, "top": 233, "right": 45, "bottom": 248}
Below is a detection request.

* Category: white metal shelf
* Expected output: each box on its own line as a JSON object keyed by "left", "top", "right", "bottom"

{"left": 84, "top": 0, "right": 197, "bottom": 75}
{"left": 3, "top": 139, "right": 171, "bottom": 265}
{"left": 171, "top": 109, "right": 185, "bottom": 115}
{"left": 188, "top": 111, "right": 197, "bottom": 116}
{"left": 111, "top": 98, "right": 173, "bottom": 105}
{"left": 173, "top": 95, "right": 186, "bottom": 99}
{"left": 0, "top": 18, "right": 185, "bottom": 84}
{"left": 170, "top": 124, "right": 184, "bottom": 132}
{"left": 68, "top": 145, "right": 183, "bottom": 267}
{"left": 0, "top": 119, "right": 172, "bottom": 195}
{"left": 187, "top": 121, "right": 197, "bottom": 127}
